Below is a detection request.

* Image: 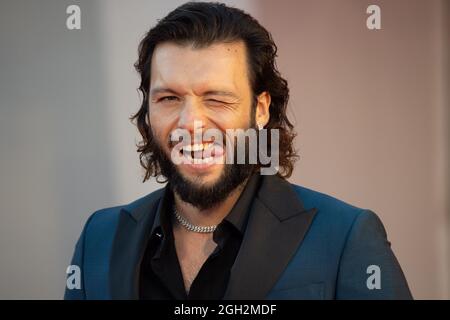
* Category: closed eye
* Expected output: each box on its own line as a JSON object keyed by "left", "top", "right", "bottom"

{"left": 205, "top": 99, "right": 238, "bottom": 111}
{"left": 206, "top": 99, "right": 231, "bottom": 105}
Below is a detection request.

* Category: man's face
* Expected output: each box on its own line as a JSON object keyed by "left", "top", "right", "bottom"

{"left": 148, "top": 41, "right": 256, "bottom": 208}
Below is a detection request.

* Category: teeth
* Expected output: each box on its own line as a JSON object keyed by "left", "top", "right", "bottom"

{"left": 199, "top": 156, "right": 214, "bottom": 164}
{"left": 182, "top": 142, "right": 212, "bottom": 152}
{"left": 178, "top": 142, "right": 219, "bottom": 165}
{"left": 203, "top": 156, "right": 212, "bottom": 164}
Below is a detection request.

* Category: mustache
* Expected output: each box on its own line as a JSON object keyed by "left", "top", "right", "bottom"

{"left": 167, "top": 130, "right": 227, "bottom": 149}
{"left": 166, "top": 124, "right": 259, "bottom": 149}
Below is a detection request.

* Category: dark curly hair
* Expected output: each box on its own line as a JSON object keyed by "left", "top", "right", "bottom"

{"left": 131, "top": 1, "right": 298, "bottom": 182}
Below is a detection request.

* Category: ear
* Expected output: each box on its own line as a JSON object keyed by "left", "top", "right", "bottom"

{"left": 254, "top": 91, "right": 271, "bottom": 128}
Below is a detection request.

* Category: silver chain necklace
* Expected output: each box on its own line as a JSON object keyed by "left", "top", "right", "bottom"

{"left": 173, "top": 206, "right": 217, "bottom": 233}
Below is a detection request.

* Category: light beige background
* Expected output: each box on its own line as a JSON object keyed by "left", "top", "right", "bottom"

{"left": 0, "top": 0, "right": 448, "bottom": 299}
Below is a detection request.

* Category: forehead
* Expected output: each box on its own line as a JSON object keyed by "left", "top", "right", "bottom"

{"left": 150, "top": 41, "right": 250, "bottom": 93}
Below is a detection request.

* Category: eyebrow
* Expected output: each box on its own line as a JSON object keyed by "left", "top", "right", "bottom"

{"left": 150, "top": 87, "right": 179, "bottom": 97}
{"left": 150, "top": 87, "right": 239, "bottom": 100}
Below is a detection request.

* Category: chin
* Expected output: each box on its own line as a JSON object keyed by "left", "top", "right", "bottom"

{"left": 178, "top": 164, "right": 225, "bottom": 186}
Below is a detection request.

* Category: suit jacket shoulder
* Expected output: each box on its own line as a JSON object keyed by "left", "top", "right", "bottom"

{"left": 64, "top": 187, "right": 165, "bottom": 299}
{"left": 268, "top": 183, "right": 413, "bottom": 299}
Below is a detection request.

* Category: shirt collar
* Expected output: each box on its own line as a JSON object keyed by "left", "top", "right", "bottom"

{"left": 150, "top": 184, "right": 172, "bottom": 237}
{"left": 222, "top": 172, "right": 261, "bottom": 235}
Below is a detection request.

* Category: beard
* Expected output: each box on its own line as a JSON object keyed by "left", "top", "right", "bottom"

{"left": 152, "top": 130, "right": 257, "bottom": 211}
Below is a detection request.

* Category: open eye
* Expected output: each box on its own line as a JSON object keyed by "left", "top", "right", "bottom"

{"left": 159, "top": 96, "right": 179, "bottom": 102}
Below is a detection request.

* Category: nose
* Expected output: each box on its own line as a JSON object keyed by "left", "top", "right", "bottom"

{"left": 177, "top": 97, "right": 206, "bottom": 133}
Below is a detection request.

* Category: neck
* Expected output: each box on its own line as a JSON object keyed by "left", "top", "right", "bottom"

{"left": 173, "top": 177, "right": 250, "bottom": 227}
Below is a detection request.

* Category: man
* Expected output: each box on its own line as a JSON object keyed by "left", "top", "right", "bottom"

{"left": 65, "top": 2, "right": 412, "bottom": 300}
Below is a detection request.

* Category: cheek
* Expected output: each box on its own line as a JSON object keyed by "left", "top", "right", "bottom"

{"left": 148, "top": 110, "right": 169, "bottom": 144}
{"left": 215, "top": 110, "right": 252, "bottom": 129}
{"left": 206, "top": 104, "right": 253, "bottom": 128}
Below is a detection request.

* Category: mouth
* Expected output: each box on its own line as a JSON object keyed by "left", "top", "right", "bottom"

{"left": 176, "top": 142, "right": 225, "bottom": 166}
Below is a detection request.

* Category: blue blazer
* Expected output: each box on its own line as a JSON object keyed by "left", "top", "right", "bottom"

{"left": 64, "top": 174, "right": 412, "bottom": 299}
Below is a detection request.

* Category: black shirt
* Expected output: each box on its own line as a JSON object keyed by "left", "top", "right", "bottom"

{"left": 139, "top": 173, "right": 261, "bottom": 300}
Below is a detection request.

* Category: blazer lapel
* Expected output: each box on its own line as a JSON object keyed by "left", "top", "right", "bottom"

{"left": 108, "top": 175, "right": 316, "bottom": 300}
{"left": 223, "top": 175, "right": 317, "bottom": 299}
{"left": 109, "top": 188, "right": 165, "bottom": 299}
